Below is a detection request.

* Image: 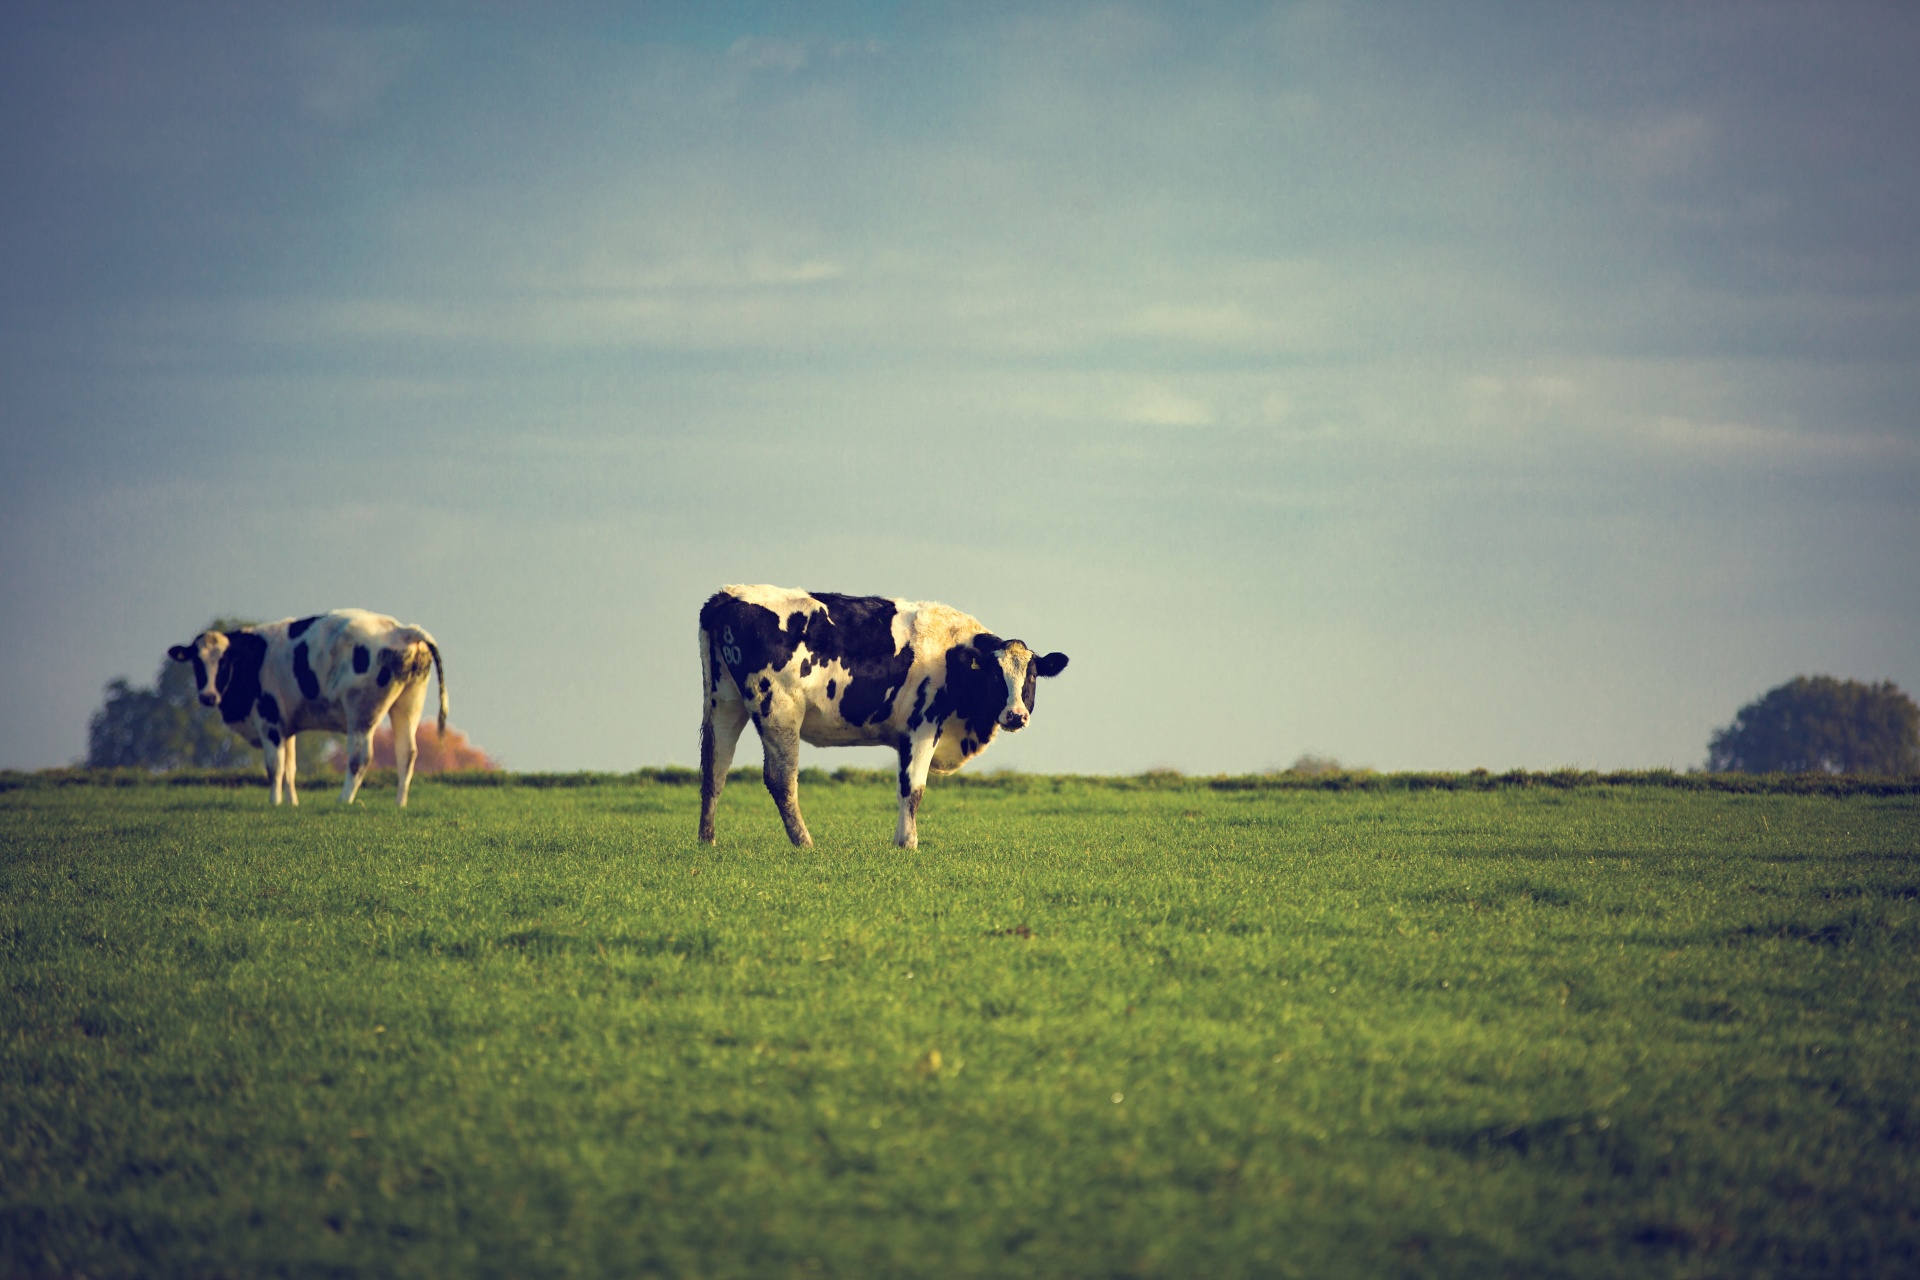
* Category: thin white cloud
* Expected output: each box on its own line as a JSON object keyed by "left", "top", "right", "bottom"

{"left": 727, "top": 36, "right": 809, "bottom": 73}
{"left": 1611, "top": 110, "right": 1716, "bottom": 183}
{"left": 726, "top": 35, "right": 884, "bottom": 73}
{"left": 1120, "top": 384, "right": 1213, "bottom": 428}
{"left": 1116, "top": 303, "right": 1300, "bottom": 349}
{"left": 288, "top": 25, "right": 426, "bottom": 126}
{"left": 1633, "top": 414, "right": 1916, "bottom": 463}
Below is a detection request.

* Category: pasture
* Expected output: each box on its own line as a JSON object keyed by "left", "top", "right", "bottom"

{"left": 3, "top": 772, "right": 1918, "bottom": 1278}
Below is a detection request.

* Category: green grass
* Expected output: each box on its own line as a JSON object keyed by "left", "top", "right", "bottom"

{"left": 3, "top": 775, "right": 1918, "bottom": 1278}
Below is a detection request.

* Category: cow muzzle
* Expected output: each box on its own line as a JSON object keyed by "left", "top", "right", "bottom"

{"left": 1002, "top": 711, "right": 1028, "bottom": 731}
{"left": 199, "top": 692, "right": 219, "bottom": 707}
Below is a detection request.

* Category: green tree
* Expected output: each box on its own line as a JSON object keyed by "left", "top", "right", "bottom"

{"left": 1707, "top": 676, "right": 1920, "bottom": 775}
{"left": 86, "top": 670, "right": 253, "bottom": 768}
{"left": 85, "top": 619, "right": 340, "bottom": 773}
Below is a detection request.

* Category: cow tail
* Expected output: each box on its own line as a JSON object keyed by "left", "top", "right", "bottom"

{"left": 426, "top": 639, "right": 448, "bottom": 735}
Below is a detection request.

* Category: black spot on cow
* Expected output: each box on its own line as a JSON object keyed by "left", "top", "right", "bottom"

{"left": 353, "top": 644, "right": 370, "bottom": 674}
{"left": 800, "top": 657, "right": 813, "bottom": 677}
{"left": 826, "top": 679, "right": 837, "bottom": 700}
{"left": 215, "top": 632, "right": 269, "bottom": 726}
{"left": 809, "top": 593, "right": 913, "bottom": 726}
{"left": 906, "top": 678, "right": 930, "bottom": 731}
{"left": 759, "top": 677, "right": 771, "bottom": 693}
{"left": 700, "top": 593, "right": 805, "bottom": 692}
{"left": 292, "top": 641, "right": 321, "bottom": 700}
{"left": 897, "top": 735, "right": 913, "bottom": 796}
{"left": 265, "top": 726, "right": 281, "bottom": 747}
{"left": 257, "top": 693, "right": 281, "bottom": 724}
{"left": 760, "top": 691, "right": 773, "bottom": 718}
{"left": 288, "top": 615, "right": 320, "bottom": 640}
{"left": 942, "top": 639, "right": 1011, "bottom": 742}
{"left": 701, "top": 590, "right": 914, "bottom": 729}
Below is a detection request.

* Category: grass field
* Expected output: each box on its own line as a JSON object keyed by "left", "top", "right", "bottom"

{"left": 3, "top": 772, "right": 1918, "bottom": 1278}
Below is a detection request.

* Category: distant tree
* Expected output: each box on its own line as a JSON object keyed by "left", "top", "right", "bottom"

{"left": 85, "top": 618, "right": 338, "bottom": 773}
{"left": 86, "top": 668, "right": 256, "bottom": 769}
{"left": 1707, "top": 677, "right": 1920, "bottom": 775}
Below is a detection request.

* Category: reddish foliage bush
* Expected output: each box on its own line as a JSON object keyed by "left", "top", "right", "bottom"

{"left": 326, "top": 724, "right": 501, "bottom": 774}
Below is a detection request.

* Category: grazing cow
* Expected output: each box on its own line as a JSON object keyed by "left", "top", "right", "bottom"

{"left": 698, "top": 585, "right": 1069, "bottom": 848}
{"left": 168, "top": 609, "right": 447, "bottom": 807}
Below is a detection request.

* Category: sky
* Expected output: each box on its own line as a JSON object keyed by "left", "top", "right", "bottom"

{"left": 3, "top": 1, "right": 1916, "bottom": 776}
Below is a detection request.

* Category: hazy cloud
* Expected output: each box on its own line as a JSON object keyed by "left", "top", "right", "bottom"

{"left": 289, "top": 25, "right": 427, "bottom": 125}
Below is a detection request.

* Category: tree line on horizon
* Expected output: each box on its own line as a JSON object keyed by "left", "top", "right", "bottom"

{"left": 81, "top": 623, "right": 1917, "bottom": 778}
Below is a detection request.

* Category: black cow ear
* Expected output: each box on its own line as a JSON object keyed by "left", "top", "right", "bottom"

{"left": 1035, "top": 651, "right": 1069, "bottom": 677}
{"left": 973, "top": 632, "right": 1005, "bottom": 653}
{"left": 168, "top": 645, "right": 194, "bottom": 662}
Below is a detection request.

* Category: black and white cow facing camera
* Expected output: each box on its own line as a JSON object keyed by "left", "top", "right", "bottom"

{"left": 168, "top": 609, "right": 447, "bottom": 807}
{"left": 698, "top": 585, "right": 1070, "bottom": 848}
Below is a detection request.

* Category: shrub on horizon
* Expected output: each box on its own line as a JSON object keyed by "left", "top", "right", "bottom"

{"left": 323, "top": 723, "right": 501, "bottom": 775}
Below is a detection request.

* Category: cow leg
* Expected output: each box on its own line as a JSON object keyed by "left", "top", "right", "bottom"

{"left": 699, "top": 693, "right": 750, "bottom": 844}
{"left": 895, "top": 729, "right": 939, "bottom": 849}
{"left": 339, "top": 728, "right": 374, "bottom": 804}
{"left": 388, "top": 679, "right": 427, "bottom": 807}
{"left": 264, "top": 738, "right": 286, "bottom": 805}
{"left": 283, "top": 734, "right": 299, "bottom": 806}
{"left": 756, "top": 708, "right": 812, "bottom": 848}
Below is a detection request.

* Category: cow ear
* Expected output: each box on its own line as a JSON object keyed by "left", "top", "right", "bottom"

{"left": 972, "top": 632, "right": 1005, "bottom": 654}
{"left": 168, "top": 645, "right": 194, "bottom": 662}
{"left": 1035, "top": 651, "right": 1069, "bottom": 678}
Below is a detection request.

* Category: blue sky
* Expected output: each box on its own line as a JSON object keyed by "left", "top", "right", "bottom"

{"left": 3, "top": 2, "right": 1916, "bottom": 774}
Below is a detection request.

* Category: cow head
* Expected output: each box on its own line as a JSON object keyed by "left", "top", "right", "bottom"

{"left": 952, "top": 634, "right": 1070, "bottom": 732}
{"left": 168, "top": 631, "right": 233, "bottom": 707}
